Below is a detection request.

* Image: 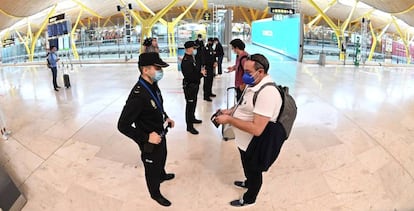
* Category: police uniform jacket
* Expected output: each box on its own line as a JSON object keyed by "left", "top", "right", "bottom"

{"left": 204, "top": 44, "right": 216, "bottom": 67}
{"left": 194, "top": 39, "right": 205, "bottom": 67}
{"left": 181, "top": 53, "right": 203, "bottom": 84}
{"left": 118, "top": 77, "right": 169, "bottom": 147}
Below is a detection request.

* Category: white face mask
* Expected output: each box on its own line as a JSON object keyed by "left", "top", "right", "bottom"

{"left": 192, "top": 49, "right": 197, "bottom": 55}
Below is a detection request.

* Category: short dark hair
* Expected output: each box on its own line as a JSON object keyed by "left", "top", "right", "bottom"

{"left": 50, "top": 45, "right": 57, "bottom": 49}
{"left": 248, "top": 54, "right": 270, "bottom": 73}
{"left": 197, "top": 34, "right": 202, "bottom": 38}
{"left": 230, "top": 39, "right": 245, "bottom": 50}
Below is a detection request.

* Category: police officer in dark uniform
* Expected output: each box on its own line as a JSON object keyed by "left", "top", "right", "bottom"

{"left": 203, "top": 38, "right": 217, "bottom": 101}
{"left": 194, "top": 34, "right": 205, "bottom": 73}
{"left": 181, "top": 41, "right": 207, "bottom": 135}
{"left": 118, "top": 52, "right": 175, "bottom": 207}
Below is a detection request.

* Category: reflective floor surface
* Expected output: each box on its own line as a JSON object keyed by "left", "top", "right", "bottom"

{"left": 1, "top": 45, "right": 414, "bottom": 210}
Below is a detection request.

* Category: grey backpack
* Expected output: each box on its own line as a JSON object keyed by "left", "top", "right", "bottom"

{"left": 253, "top": 82, "right": 297, "bottom": 139}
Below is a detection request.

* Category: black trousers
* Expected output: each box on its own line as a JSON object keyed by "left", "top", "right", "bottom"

{"left": 203, "top": 67, "right": 214, "bottom": 99}
{"left": 50, "top": 67, "right": 58, "bottom": 88}
{"left": 183, "top": 83, "right": 199, "bottom": 127}
{"left": 217, "top": 56, "right": 223, "bottom": 75}
{"left": 239, "top": 148, "right": 262, "bottom": 204}
{"left": 140, "top": 137, "right": 168, "bottom": 198}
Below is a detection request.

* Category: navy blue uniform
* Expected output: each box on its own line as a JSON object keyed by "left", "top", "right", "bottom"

{"left": 181, "top": 53, "right": 203, "bottom": 128}
{"left": 118, "top": 77, "right": 170, "bottom": 198}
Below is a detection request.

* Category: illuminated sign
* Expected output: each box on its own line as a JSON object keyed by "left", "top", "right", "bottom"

{"left": 270, "top": 8, "right": 295, "bottom": 14}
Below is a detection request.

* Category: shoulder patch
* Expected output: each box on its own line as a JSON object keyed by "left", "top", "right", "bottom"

{"left": 133, "top": 85, "right": 141, "bottom": 94}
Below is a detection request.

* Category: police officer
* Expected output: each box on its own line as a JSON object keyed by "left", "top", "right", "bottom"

{"left": 203, "top": 38, "right": 217, "bottom": 101}
{"left": 118, "top": 52, "right": 175, "bottom": 207}
{"left": 194, "top": 34, "right": 205, "bottom": 72}
{"left": 181, "top": 41, "right": 207, "bottom": 135}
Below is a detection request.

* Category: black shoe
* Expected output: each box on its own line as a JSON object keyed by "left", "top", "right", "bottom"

{"left": 56, "top": 86, "right": 62, "bottom": 88}
{"left": 230, "top": 199, "right": 255, "bottom": 207}
{"left": 192, "top": 119, "right": 202, "bottom": 124}
{"left": 187, "top": 127, "right": 199, "bottom": 134}
{"left": 210, "top": 94, "right": 217, "bottom": 97}
{"left": 204, "top": 98, "right": 212, "bottom": 102}
{"left": 54, "top": 88, "right": 59, "bottom": 92}
{"left": 234, "top": 181, "right": 247, "bottom": 189}
{"left": 161, "top": 173, "right": 175, "bottom": 183}
{"left": 151, "top": 195, "right": 171, "bottom": 207}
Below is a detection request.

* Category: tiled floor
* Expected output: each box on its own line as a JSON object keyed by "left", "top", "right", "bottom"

{"left": 1, "top": 45, "right": 414, "bottom": 210}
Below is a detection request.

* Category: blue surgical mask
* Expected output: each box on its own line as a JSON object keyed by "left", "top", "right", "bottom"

{"left": 153, "top": 70, "right": 164, "bottom": 82}
{"left": 192, "top": 49, "right": 197, "bottom": 55}
{"left": 242, "top": 72, "right": 257, "bottom": 85}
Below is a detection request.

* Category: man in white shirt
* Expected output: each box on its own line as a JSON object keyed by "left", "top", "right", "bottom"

{"left": 214, "top": 54, "right": 283, "bottom": 207}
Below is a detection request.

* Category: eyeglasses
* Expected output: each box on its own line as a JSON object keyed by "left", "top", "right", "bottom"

{"left": 247, "top": 55, "right": 267, "bottom": 70}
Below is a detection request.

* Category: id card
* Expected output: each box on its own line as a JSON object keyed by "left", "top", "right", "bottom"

{"left": 163, "top": 121, "right": 169, "bottom": 129}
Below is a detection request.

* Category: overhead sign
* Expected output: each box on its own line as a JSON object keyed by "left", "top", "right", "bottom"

{"left": 203, "top": 12, "right": 211, "bottom": 21}
{"left": 270, "top": 8, "right": 295, "bottom": 14}
{"left": 49, "top": 14, "right": 65, "bottom": 23}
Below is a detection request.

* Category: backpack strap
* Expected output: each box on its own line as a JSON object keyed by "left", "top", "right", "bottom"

{"left": 253, "top": 82, "right": 277, "bottom": 106}
{"left": 253, "top": 82, "right": 284, "bottom": 121}
{"left": 237, "top": 55, "right": 248, "bottom": 73}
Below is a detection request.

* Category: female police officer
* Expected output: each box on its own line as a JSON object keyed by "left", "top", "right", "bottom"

{"left": 181, "top": 41, "right": 206, "bottom": 134}
{"left": 118, "top": 52, "right": 175, "bottom": 207}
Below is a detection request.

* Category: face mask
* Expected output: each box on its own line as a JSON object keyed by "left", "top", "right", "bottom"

{"left": 153, "top": 70, "right": 164, "bottom": 82}
{"left": 212, "top": 44, "right": 216, "bottom": 49}
{"left": 192, "top": 49, "right": 197, "bottom": 55}
{"left": 242, "top": 71, "right": 258, "bottom": 85}
{"left": 198, "top": 38, "right": 202, "bottom": 41}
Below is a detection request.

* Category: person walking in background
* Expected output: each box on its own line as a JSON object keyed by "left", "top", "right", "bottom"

{"left": 118, "top": 52, "right": 175, "bottom": 207}
{"left": 227, "top": 39, "right": 249, "bottom": 101}
{"left": 181, "top": 41, "right": 207, "bottom": 135}
{"left": 47, "top": 46, "right": 61, "bottom": 92}
{"left": 214, "top": 54, "right": 285, "bottom": 207}
{"left": 143, "top": 37, "right": 160, "bottom": 53}
{"left": 203, "top": 38, "right": 217, "bottom": 102}
{"left": 214, "top": 37, "right": 224, "bottom": 77}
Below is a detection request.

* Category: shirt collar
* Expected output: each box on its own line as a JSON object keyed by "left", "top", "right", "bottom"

{"left": 247, "top": 75, "right": 273, "bottom": 92}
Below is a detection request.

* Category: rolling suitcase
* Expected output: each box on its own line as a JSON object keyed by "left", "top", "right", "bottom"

{"left": 62, "top": 62, "right": 71, "bottom": 88}
{"left": 222, "top": 87, "right": 237, "bottom": 141}
{"left": 63, "top": 74, "right": 71, "bottom": 88}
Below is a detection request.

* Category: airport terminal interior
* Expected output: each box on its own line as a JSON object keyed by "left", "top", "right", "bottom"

{"left": 1, "top": 0, "right": 414, "bottom": 210}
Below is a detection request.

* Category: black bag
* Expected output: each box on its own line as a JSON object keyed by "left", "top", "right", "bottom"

{"left": 46, "top": 53, "right": 52, "bottom": 69}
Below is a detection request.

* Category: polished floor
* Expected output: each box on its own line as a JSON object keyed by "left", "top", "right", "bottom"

{"left": 1, "top": 45, "right": 414, "bottom": 211}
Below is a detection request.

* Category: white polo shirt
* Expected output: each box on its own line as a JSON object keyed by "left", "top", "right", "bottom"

{"left": 233, "top": 75, "right": 282, "bottom": 151}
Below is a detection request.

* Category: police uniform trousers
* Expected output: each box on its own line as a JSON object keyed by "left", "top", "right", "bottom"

{"left": 140, "top": 137, "right": 168, "bottom": 198}
{"left": 203, "top": 66, "right": 214, "bottom": 99}
{"left": 217, "top": 56, "right": 224, "bottom": 75}
{"left": 183, "top": 82, "right": 199, "bottom": 126}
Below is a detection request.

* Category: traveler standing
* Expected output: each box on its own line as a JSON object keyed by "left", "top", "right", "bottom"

{"left": 47, "top": 46, "right": 61, "bottom": 91}
{"left": 214, "top": 54, "right": 285, "bottom": 207}
{"left": 181, "top": 41, "right": 207, "bottom": 135}
{"left": 227, "top": 39, "right": 249, "bottom": 101}
{"left": 118, "top": 52, "right": 175, "bottom": 207}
